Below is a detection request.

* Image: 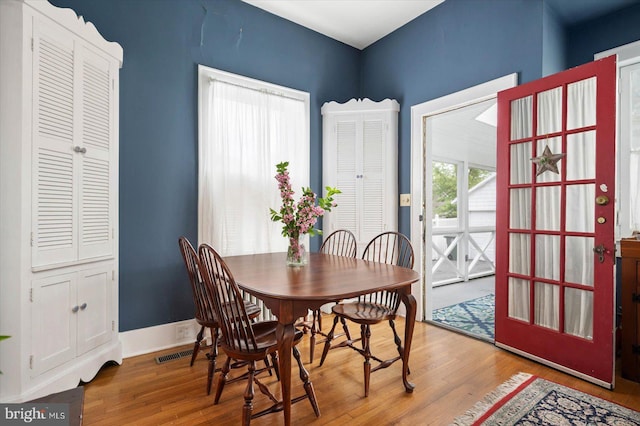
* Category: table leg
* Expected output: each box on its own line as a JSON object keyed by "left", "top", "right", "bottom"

{"left": 277, "top": 321, "right": 295, "bottom": 426}
{"left": 400, "top": 291, "right": 417, "bottom": 393}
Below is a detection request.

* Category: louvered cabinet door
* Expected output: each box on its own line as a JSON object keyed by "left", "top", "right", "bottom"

{"left": 322, "top": 100, "right": 399, "bottom": 256}
{"left": 78, "top": 46, "right": 114, "bottom": 260}
{"left": 332, "top": 117, "right": 358, "bottom": 238}
{"left": 360, "top": 116, "right": 386, "bottom": 246}
{"left": 31, "top": 19, "right": 78, "bottom": 268}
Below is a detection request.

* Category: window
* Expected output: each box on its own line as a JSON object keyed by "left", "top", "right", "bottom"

{"left": 197, "top": 65, "right": 310, "bottom": 255}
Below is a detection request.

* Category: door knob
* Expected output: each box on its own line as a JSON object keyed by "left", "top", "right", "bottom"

{"left": 595, "top": 195, "right": 609, "bottom": 206}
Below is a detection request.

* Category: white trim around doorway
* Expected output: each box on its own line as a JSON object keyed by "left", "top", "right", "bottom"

{"left": 410, "top": 73, "right": 518, "bottom": 321}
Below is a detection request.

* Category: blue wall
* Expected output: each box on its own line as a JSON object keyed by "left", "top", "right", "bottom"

{"left": 542, "top": 1, "right": 566, "bottom": 76}
{"left": 47, "top": 0, "right": 640, "bottom": 332}
{"left": 360, "top": 0, "right": 545, "bottom": 237}
{"left": 50, "top": 0, "right": 360, "bottom": 331}
{"left": 566, "top": 3, "right": 640, "bottom": 67}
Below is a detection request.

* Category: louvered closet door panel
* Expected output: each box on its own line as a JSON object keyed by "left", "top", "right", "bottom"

{"left": 361, "top": 117, "right": 386, "bottom": 244}
{"left": 32, "top": 20, "right": 78, "bottom": 267}
{"left": 78, "top": 47, "right": 113, "bottom": 260}
{"left": 333, "top": 119, "right": 358, "bottom": 235}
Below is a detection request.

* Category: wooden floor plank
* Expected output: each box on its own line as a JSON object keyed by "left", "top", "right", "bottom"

{"left": 82, "top": 319, "right": 640, "bottom": 425}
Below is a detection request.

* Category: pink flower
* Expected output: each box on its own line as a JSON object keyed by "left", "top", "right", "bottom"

{"left": 270, "top": 162, "right": 339, "bottom": 262}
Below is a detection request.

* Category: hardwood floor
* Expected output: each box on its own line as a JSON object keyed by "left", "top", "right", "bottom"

{"left": 82, "top": 319, "right": 640, "bottom": 425}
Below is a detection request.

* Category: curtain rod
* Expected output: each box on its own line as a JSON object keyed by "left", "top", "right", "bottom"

{"left": 208, "top": 77, "right": 305, "bottom": 103}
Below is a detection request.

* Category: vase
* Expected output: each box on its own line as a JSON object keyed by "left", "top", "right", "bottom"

{"left": 286, "top": 237, "right": 307, "bottom": 266}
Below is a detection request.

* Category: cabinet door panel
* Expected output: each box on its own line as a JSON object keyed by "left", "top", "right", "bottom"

{"left": 361, "top": 117, "right": 386, "bottom": 243}
{"left": 32, "top": 19, "right": 78, "bottom": 267}
{"left": 78, "top": 46, "right": 114, "bottom": 260}
{"left": 76, "top": 265, "right": 112, "bottom": 355}
{"left": 32, "top": 273, "right": 76, "bottom": 375}
{"left": 332, "top": 118, "right": 358, "bottom": 234}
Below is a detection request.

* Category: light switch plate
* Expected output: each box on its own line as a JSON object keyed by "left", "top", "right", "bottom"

{"left": 400, "top": 193, "right": 411, "bottom": 206}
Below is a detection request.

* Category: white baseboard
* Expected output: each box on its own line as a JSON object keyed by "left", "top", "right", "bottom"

{"left": 119, "top": 319, "right": 205, "bottom": 358}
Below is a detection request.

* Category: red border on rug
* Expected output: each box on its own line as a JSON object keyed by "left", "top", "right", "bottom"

{"left": 472, "top": 375, "right": 538, "bottom": 426}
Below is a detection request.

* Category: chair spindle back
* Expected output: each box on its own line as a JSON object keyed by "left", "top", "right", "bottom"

{"left": 198, "top": 243, "right": 259, "bottom": 353}
{"left": 360, "top": 232, "right": 414, "bottom": 310}
{"left": 320, "top": 229, "right": 357, "bottom": 258}
{"left": 178, "top": 236, "right": 216, "bottom": 324}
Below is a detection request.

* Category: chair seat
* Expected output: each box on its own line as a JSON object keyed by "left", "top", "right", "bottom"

{"left": 222, "top": 321, "right": 304, "bottom": 358}
{"left": 244, "top": 301, "right": 261, "bottom": 318}
{"left": 331, "top": 302, "right": 396, "bottom": 325}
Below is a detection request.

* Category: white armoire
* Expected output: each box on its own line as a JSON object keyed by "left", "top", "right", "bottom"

{"left": 321, "top": 98, "right": 399, "bottom": 253}
{"left": 0, "top": 0, "right": 122, "bottom": 401}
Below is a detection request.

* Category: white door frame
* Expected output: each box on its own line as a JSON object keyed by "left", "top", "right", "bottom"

{"left": 596, "top": 40, "right": 640, "bottom": 242}
{"left": 410, "top": 74, "right": 518, "bottom": 321}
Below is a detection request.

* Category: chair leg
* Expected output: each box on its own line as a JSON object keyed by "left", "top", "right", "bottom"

{"left": 388, "top": 319, "right": 409, "bottom": 375}
{"left": 293, "top": 345, "right": 320, "bottom": 417}
{"left": 190, "top": 325, "right": 205, "bottom": 367}
{"left": 270, "top": 352, "right": 280, "bottom": 380}
{"left": 361, "top": 324, "right": 371, "bottom": 397}
{"left": 214, "top": 356, "right": 231, "bottom": 404}
{"left": 242, "top": 361, "right": 256, "bottom": 426}
{"left": 309, "top": 309, "right": 321, "bottom": 363}
{"left": 340, "top": 316, "right": 352, "bottom": 340}
{"left": 263, "top": 356, "right": 273, "bottom": 377}
{"left": 206, "top": 327, "right": 219, "bottom": 395}
{"left": 319, "top": 315, "right": 340, "bottom": 366}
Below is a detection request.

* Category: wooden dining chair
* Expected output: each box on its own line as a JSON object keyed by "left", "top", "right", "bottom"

{"left": 303, "top": 229, "right": 357, "bottom": 363}
{"left": 198, "top": 243, "right": 321, "bottom": 425}
{"left": 178, "top": 236, "right": 263, "bottom": 395}
{"left": 318, "top": 231, "right": 414, "bottom": 397}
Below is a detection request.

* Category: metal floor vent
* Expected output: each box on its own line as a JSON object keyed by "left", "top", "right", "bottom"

{"left": 155, "top": 349, "right": 193, "bottom": 364}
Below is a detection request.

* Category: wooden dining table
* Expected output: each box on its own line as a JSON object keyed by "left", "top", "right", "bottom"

{"left": 223, "top": 251, "right": 420, "bottom": 426}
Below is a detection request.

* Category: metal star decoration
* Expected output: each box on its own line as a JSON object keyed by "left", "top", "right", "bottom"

{"left": 531, "top": 145, "right": 566, "bottom": 176}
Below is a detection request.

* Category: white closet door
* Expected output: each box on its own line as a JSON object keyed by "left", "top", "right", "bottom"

{"left": 333, "top": 117, "right": 358, "bottom": 235}
{"left": 32, "top": 272, "right": 77, "bottom": 375}
{"left": 360, "top": 116, "right": 386, "bottom": 245}
{"left": 31, "top": 19, "right": 78, "bottom": 267}
{"left": 77, "top": 265, "right": 112, "bottom": 355}
{"left": 78, "top": 46, "right": 114, "bottom": 260}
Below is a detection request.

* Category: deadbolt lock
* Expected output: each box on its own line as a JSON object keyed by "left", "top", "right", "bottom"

{"left": 595, "top": 195, "right": 609, "bottom": 206}
{"left": 597, "top": 216, "right": 606, "bottom": 224}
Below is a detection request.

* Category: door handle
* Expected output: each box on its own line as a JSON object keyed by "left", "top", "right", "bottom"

{"left": 593, "top": 244, "right": 610, "bottom": 263}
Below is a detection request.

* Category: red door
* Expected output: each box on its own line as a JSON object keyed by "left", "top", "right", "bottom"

{"left": 495, "top": 56, "right": 617, "bottom": 387}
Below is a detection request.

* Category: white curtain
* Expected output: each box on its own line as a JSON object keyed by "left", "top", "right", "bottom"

{"left": 199, "top": 78, "right": 308, "bottom": 256}
{"left": 508, "top": 77, "right": 596, "bottom": 339}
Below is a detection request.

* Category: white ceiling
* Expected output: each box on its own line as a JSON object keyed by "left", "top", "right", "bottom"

{"left": 241, "top": 0, "right": 445, "bottom": 49}
{"left": 241, "top": 0, "right": 638, "bottom": 50}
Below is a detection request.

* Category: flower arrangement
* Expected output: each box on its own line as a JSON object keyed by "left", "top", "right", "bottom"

{"left": 270, "top": 161, "right": 340, "bottom": 265}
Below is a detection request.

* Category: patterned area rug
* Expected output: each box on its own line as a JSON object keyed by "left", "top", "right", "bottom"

{"left": 451, "top": 372, "right": 640, "bottom": 425}
{"left": 432, "top": 294, "right": 494, "bottom": 340}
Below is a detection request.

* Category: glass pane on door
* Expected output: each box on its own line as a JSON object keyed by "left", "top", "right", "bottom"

{"left": 566, "top": 131, "right": 596, "bottom": 181}
{"left": 508, "top": 277, "right": 530, "bottom": 321}
{"left": 565, "top": 236, "right": 594, "bottom": 286}
{"left": 511, "top": 96, "right": 532, "bottom": 140}
{"left": 510, "top": 142, "right": 532, "bottom": 184}
{"left": 567, "top": 77, "right": 596, "bottom": 130}
{"left": 565, "top": 287, "right": 594, "bottom": 339}
{"left": 537, "top": 87, "right": 562, "bottom": 136}
{"left": 534, "top": 282, "right": 559, "bottom": 330}
{"left": 566, "top": 184, "right": 595, "bottom": 233}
